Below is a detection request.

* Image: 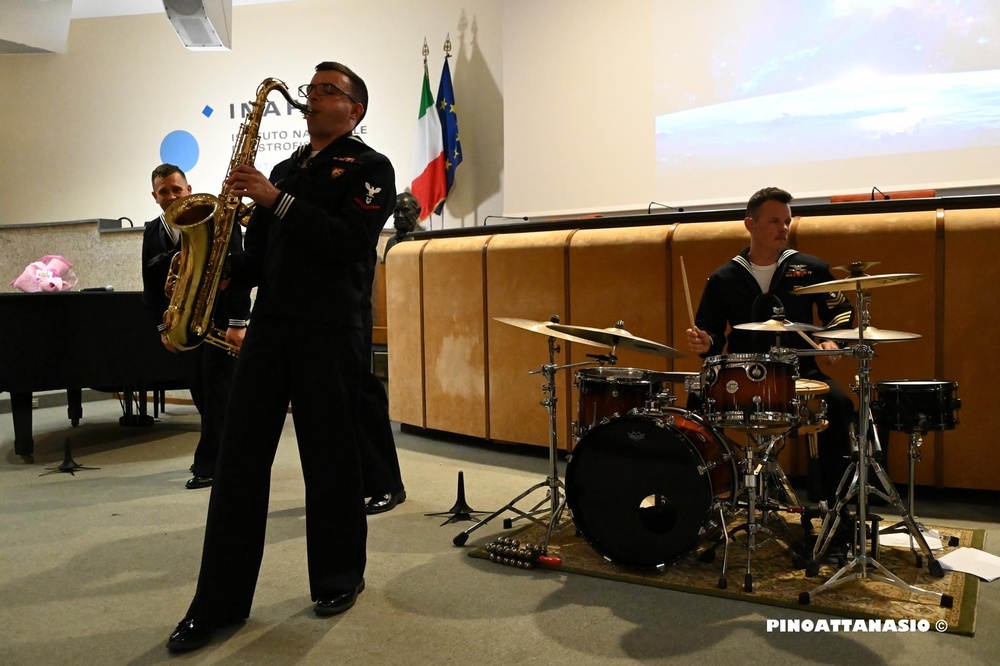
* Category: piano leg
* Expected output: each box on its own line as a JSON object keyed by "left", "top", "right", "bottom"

{"left": 10, "top": 392, "right": 35, "bottom": 463}
{"left": 119, "top": 386, "right": 154, "bottom": 427}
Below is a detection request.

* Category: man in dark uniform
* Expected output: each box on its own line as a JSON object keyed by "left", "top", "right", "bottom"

{"left": 357, "top": 192, "right": 421, "bottom": 515}
{"left": 685, "top": 186, "right": 855, "bottom": 507}
{"left": 141, "top": 164, "right": 250, "bottom": 490}
{"left": 167, "top": 62, "right": 395, "bottom": 652}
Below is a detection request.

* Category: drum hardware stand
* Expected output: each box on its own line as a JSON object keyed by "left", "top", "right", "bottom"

{"left": 799, "top": 289, "right": 952, "bottom": 609}
{"left": 704, "top": 431, "right": 804, "bottom": 592}
{"left": 453, "top": 328, "right": 613, "bottom": 549}
{"left": 878, "top": 424, "right": 961, "bottom": 565}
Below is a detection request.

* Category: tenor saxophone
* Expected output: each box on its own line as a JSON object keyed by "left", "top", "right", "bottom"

{"left": 162, "top": 78, "right": 311, "bottom": 355}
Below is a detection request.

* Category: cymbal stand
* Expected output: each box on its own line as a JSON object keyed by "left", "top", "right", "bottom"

{"left": 800, "top": 288, "right": 952, "bottom": 608}
{"left": 454, "top": 333, "right": 610, "bottom": 549}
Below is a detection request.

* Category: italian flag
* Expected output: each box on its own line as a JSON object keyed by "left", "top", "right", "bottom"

{"left": 411, "top": 62, "right": 446, "bottom": 220}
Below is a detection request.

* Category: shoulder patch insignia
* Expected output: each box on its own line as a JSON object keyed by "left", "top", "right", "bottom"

{"left": 786, "top": 263, "right": 811, "bottom": 278}
{"left": 364, "top": 182, "right": 382, "bottom": 204}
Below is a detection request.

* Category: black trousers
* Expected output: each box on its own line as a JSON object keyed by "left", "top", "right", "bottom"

{"left": 179, "top": 343, "right": 235, "bottom": 478}
{"left": 800, "top": 367, "right": 853, "bottom": 506}
{"left": 357, "top": 311, "right": 404, "bottom": 497}
{"left": 186, "top": 318, "right": 367, "bottom": 624}
{"left": 357, "top": 371, "right": 404, "bottom": 496}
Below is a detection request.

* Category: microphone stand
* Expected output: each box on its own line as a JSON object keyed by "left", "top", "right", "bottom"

{"left": 453, "top": 333, "right": 611, "bottom": 550}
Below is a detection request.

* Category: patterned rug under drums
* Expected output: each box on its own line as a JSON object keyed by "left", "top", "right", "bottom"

{"left": 470, "top": 513, "right": 983, "bottom": 636}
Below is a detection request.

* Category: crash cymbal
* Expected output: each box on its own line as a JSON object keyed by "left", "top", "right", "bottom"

{"left": 493, "top": 317, "right": 609, "bottom": 348}
{"left": 733, "top": 318, "right": 822, "bottom": 332}
{"left": 644, "top": 371, "right": 700, "bottom": 384}
{"left": 547, "top": 323, "right": 684, "bottom": 359}
{"left": 792, "top": 273, "right": 924, "bottom": 295}
{"left": 813, "top": 326, "right": 921, "bottom": 343}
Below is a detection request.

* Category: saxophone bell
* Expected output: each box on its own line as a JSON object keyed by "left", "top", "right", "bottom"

{"left": 163, "top": 77, "right": 305, "bottom": 357}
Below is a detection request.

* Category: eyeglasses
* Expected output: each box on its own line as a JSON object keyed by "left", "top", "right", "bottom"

{"left": 297, "top": 83, "right": 358, "bottom": 103}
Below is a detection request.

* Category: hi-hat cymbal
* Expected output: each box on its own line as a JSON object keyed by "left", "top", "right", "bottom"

{"left": 547, "top": 323, "right": 684, "bottom": 359}
{"left": 792, "top": 273, "right": 924, "bottom": 295}
{"left": 493, "top": 317, "right": 609, "bottom": 348}
{"left": 733, "top": 318, "right": 822, "bottom": 332}
{"left": 814, "top": 326, "right": 921, "bottom": 343}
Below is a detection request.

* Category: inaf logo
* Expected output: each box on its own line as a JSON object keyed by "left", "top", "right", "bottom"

{"left": 229, "top": 100, "right": 306, "bottom": 119}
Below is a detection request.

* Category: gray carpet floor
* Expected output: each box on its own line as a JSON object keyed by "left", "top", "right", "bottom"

{"left": 1, "top": 397, "right": 999, "bottom": 665}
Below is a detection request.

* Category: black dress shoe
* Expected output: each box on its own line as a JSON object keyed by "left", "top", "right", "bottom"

{"left": 315, "top": 579, "right": 365, "bottom": 616}
{"left": 166, "top": 617, "right": 214, "bottom": 652}
{"left": 185, "top": 476, "right": 213, "bottom": 490}
{"left": 366, "top": 490, "right": 406, "bottom": 515}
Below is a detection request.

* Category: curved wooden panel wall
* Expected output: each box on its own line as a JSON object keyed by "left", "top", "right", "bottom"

{"left": 385, "top": 240, "right": 429, "bottom": 428}
{"left": 386, "top": 209, "right": 1000, "bottom": 490}
{"left": 485, "top": 230, "right": 577, "bottom": 448}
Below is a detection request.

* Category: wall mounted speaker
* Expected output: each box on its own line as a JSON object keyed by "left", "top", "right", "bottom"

{"left": 162, "top": 0, "right": 232, "bottom": 51}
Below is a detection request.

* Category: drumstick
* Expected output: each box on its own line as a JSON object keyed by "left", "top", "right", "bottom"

{"left": 796, "top": 329, "right": 823, "bottom": 350}
{"left": 680, "top": 256, "right": 695, "bottom": 330}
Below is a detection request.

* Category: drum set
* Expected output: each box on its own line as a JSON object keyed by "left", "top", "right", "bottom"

{"left": 454, "top": 263, "right": 960, "bottom": 608}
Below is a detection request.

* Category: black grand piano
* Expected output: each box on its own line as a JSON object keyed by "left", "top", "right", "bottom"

{"left": 0, "top": 290, "right": 185, "bottom": 462}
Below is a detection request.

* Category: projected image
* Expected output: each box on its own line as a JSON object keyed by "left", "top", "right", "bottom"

{"left": 653, "top": 0, "right": 1000, "bottom": 200}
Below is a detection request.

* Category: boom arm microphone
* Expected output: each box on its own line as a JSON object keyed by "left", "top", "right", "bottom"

{"left": 483, "top": 215, "right": 529, "bottom": 225}
{"left": 647, "top": 201, "right": 685, "bottom": 213}
{"left": 871, "top": 186, "right": 890, "bottom": 200}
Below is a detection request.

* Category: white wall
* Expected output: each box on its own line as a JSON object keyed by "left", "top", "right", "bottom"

{"left": 503, "top": 0, "right": 656, "bottom": 218}
{"left": 0, "top": 0, "right": 502, "bottom": 229}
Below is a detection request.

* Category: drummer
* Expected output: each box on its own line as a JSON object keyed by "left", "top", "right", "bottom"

{"left": 685, "top": 186, "right": 854, "bottom": 508}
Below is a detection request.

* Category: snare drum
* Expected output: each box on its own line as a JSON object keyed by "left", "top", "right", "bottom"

{"left": 574, "top": 368, "right": 666, "bottom": 437}
{"left": 874, "top": 380, "right": 961, "bottom": 433}
{"left": 701, "top": 353, "right": 799, "bottom": 429}
{"left": 794, "top": 379, "right": 829, "bottom": 435}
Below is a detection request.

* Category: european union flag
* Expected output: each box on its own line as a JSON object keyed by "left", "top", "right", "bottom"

{"left": 434, "top": 57, "right": 462, "bottom": 215}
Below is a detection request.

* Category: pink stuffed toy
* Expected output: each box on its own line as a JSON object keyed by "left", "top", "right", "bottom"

{"left": 11, "top": 255, "right": 79, "bottom": 292}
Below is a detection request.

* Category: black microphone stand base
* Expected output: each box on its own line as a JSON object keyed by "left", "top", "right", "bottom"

{"left": 40, "top": 438, "right": 100, "bottom": 476}
{"left": 425, "top": 471, "right": 490, "bottom": 526}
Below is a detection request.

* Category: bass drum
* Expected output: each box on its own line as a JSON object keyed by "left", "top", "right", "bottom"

{"left": 566, "top": 411, "right": 735, "bottom": 569}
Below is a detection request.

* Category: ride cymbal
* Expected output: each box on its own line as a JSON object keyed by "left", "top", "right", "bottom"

{"left": 547, "top": 323, "right": 684, "bottom": 359}
{"left": 813, "top": 326, "right": 921, "bottom": 343}
{"left": 792, "top": 273, "right": 924, "bottom": 295}
{"left": 493, "top": 317, "right": 609, "bottom": 348}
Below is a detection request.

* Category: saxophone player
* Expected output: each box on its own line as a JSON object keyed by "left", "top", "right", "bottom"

{"left": 141, "top": 164, "right": 250, "bottom": 490}
{"left": 167, "top": 62, "right": 396, "bottom": 652}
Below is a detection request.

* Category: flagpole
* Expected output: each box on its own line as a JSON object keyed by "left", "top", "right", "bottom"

{"left": 423, "top": 36, "right": 430, "bottom": 233}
